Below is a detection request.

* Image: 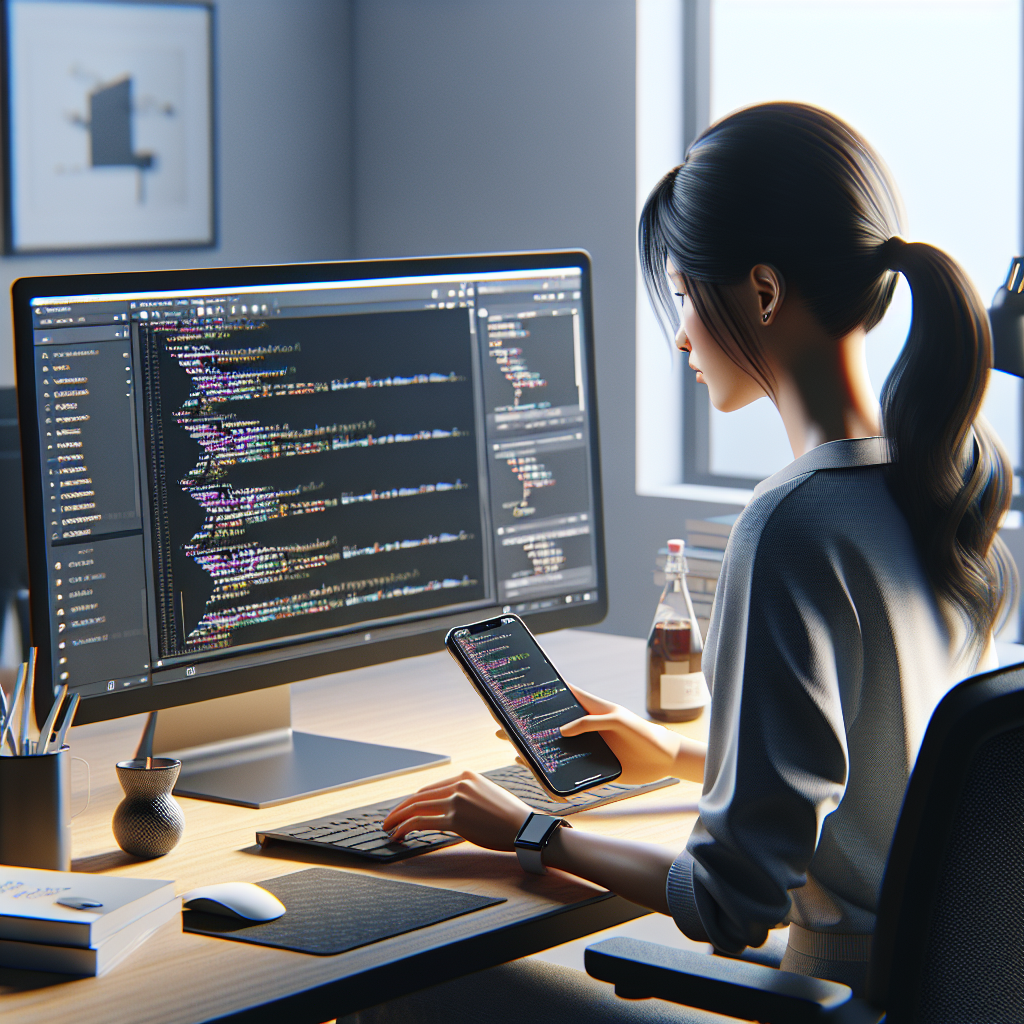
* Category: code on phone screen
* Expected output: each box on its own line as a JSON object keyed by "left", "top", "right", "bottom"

{"left": 453, "top": 619, "right": 619, "bottom": 792}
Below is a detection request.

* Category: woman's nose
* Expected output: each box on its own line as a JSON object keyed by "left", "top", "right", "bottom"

{"left": 674, "top": 326, "right": 689, "bottom": 352}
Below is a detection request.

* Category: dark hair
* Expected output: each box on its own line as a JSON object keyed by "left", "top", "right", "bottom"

{"left": 640, "top": 101, "right": 1016, "bottom": 651}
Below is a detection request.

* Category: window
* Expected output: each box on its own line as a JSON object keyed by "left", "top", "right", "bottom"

{"left": 636, "top": 0, "right": 1022, "bottom": 501}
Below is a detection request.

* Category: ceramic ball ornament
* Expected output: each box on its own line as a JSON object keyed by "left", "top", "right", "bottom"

{"left": 112, "top": 758, "right": 185, "bottom": 858}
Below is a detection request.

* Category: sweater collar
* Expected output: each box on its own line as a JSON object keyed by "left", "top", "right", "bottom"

{"left": 752, "top": 436, "right": 891, "bottom": 500}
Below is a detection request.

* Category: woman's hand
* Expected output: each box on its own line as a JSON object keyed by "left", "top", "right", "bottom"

{"left": 558, "top": 684, "right": 705, "bottom": 784}
{"left": 382, "top": 771, "right": 532, "bottom": 850}
{"left": 382, "top": 771, "right": 678, "bottom": 917}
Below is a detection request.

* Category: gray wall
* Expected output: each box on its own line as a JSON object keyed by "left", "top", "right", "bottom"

{"left": 0, "top": 0, "right": 353, "bottom": 386}
{"left": 351, "top": 0, "right": 736, "bottom": 638}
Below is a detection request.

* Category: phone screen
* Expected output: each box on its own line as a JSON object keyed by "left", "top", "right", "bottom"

{"left": 449, "top": 616, "right": 621, "bottom": 794}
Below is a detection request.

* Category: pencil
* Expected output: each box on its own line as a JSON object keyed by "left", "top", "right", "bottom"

{"left": 19, "top": 648, "right": 36, "bottom": 756}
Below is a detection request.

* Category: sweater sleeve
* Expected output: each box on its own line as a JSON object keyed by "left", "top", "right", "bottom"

{"left": 666, "top": 494, "right": 857, "bottom": 953}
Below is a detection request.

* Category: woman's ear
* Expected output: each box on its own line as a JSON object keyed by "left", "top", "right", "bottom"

{"left": 750, "top": 264, "right": 784, "bottom": 325}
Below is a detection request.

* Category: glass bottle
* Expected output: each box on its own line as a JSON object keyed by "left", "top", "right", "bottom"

{"left": 647, "top": 539, "right": 709, "bottom": 722}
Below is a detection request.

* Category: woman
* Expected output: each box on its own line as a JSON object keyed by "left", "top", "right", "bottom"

{"left": 379, "top": 102, "right": 1016, "bottom": 1004}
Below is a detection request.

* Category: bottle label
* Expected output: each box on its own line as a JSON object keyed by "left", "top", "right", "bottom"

{"left": 660, "top": 670, "right": 709, "bottom": 710}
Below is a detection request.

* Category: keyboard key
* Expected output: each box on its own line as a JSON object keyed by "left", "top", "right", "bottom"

{"left": 352, "top": 837, "right": 392, "bottom": 851}
{"left": 328, "top": 834, "right": 379, "bottom": 848}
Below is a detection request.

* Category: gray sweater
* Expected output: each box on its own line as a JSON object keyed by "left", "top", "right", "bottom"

{"left": 666, "top": 437, "right": 976, "bottom": 954}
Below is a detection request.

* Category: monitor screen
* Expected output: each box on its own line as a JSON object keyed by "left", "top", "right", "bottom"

{"left": 13, "top": 252, "right": 606, "bottom": 726}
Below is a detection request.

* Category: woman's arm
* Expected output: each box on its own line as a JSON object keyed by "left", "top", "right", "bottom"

{"left": 381, "top": 770, "right": 677, "bottom": 914}
{"left": 381, "top": 690, "right": 704, "bottom": 916}
{"left": 543, "top": 826, "right": 675, "bottom": 914}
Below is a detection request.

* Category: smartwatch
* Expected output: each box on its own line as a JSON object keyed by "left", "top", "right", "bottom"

{"left": 514, "top": 812, "right": 572, "bottom": 875}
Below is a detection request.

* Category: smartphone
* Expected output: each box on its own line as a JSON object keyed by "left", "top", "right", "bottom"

{"left": 445, "top": 614, "right": 622, "bottom": 796}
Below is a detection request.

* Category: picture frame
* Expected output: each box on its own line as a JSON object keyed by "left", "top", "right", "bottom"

{"left": 3, "top": 0, "right": 214, "bottom": 254}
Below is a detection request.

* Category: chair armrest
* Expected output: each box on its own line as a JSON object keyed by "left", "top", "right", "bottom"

{"left": 584, "top": 938, "right": 881, "bottom": 1024}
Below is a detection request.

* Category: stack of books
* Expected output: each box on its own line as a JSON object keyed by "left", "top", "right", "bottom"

{"left": 0, "top": 866, "right": 179, "bottom": 975}
{"left": 654, "top": 514, "right": 738, "bottom": 638}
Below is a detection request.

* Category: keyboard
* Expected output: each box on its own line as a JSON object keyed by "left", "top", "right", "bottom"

{"left": 255, "top": 764, "right": 678, "bottom": 863}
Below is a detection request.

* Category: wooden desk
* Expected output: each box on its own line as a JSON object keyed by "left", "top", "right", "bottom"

{"left": 0, "top": 630, "right": 707, "bottom": 1023}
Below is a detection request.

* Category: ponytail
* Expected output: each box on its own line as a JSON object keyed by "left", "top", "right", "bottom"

{"left": 639, "top": 102, "right": 1017, "bottom": 653}
{"left": 881, "top": 241, "right": 1017, "bottom": 649}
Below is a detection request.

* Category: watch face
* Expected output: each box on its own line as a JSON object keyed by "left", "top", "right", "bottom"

{"left": 518, "top": 814, "right": 558, "bottom": 847}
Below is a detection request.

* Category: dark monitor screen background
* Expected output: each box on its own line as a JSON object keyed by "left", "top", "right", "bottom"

{"left": 145, "top": 309, "right": 487, "bottom": 656}
{"left": 14, "top": 254, "right": 605, "bottom": 722}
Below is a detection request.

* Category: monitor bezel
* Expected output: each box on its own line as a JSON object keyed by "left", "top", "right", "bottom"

{"left": 13, "top": 250, "right": 607, "bottom": 726}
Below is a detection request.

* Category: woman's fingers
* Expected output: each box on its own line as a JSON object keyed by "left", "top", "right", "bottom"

{"left": 560, "top": 711, "right": 620, "bottom": 737}
{"left": 384, "top": 795, "right": 453, "bottom": 826}
{"left": 565, "top": 681, "right": 618, "bottom": 715}
{"left": 384, "top": 770, "right": 533, "bottom": 850}
{"left": 383, "top": 792, "right": 455, "bottom": 834}
{"left": 383, "top": 794, "right": 458, "bottom": 838}
{"left": 385, "top": 776, "right": 467, "bottom": 817}
{"left": 387, "top": 811, "right": 450, "bottom": 842}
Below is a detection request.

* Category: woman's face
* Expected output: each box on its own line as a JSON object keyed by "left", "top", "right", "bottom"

{"left": 668, "top": 266, "right": 767, "bottom": 412}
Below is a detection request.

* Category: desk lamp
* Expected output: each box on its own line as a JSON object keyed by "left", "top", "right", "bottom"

{"left": 989, "top": 257, "right": 1024, "bottom": 377}
{"left": 988, "top": 258, "right": 1024, "bottom": 513}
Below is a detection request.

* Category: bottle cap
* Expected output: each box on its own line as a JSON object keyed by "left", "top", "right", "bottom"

{"left": 667, "top": 539, "right": 684, "bottom": 553}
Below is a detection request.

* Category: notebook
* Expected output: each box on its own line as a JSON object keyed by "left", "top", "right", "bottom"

{"left": 0, "top": 866, "right": 176, "bottom": 947}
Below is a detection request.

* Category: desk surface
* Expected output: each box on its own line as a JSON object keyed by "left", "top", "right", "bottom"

{"left": 0, "top": 629, "right": 707, "bottom": 1024}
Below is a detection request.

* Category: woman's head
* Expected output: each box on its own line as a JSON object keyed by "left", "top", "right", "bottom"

{"left": 641, "top": 102, "right": 903, "bottom": 397}
{"left": 666, "top": 257, "right": 773, "bottom": 411}
{"left": 640, "top": 101, "right": 1016, "bottom": 652}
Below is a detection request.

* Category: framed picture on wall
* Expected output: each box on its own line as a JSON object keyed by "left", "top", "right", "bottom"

{"left": 3, "top": 0, "right": 214, "bottom": 253}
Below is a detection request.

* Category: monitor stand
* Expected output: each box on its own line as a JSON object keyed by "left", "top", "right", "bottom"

{"left": 134, "top": 686, "right": 449, "bottom": 808}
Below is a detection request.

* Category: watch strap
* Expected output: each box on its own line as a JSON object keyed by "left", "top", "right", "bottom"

{"left": 515, "top": 841, "right": 548, "bottom": 875}
{"left": 514, "top": 812, "right": 571, "bottom": 875}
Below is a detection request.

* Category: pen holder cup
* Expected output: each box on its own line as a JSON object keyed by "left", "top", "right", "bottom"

{"left": 113, "top": 758, "right": 185, "bottom": 859}
{"left": 0, "top": 746, "right": 89, "bottom": 870}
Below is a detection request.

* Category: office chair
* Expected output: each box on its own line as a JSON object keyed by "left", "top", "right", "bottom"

{"left": 585, "top": 662, "right": 1024, "bottom": 1023}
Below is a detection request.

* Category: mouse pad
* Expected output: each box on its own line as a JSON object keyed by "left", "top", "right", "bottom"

{"left": 181, "top": 867, "right": 506, "bottom": 955}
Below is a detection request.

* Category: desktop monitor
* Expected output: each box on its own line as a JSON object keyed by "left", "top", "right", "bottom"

{"left": 12, "top": 251, "right": 606, "bottom": 805}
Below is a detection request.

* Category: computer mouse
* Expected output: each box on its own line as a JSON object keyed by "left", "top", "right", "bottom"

{"left": 181, "top": 882, "right": 286, "bottom": 922}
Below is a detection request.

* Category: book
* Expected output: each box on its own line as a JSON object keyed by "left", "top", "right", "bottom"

{"left": 686, "top": 531, "right": 729, "bottom": 552}
{"left": 683, "top": 547, "right": 724, "bottom": 579}
{"left": 0, "top": 866, "right": 175, "bottom": 948}
{"left": 0, "top": 897, "right": 180, "bottom": 976}
{"left": 685, "top": 513, "right": 738, "bottom": 538}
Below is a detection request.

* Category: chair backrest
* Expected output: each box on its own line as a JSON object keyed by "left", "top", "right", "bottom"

{"left": 868, "top": 662, "right": 1024, "bottom": 1022}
